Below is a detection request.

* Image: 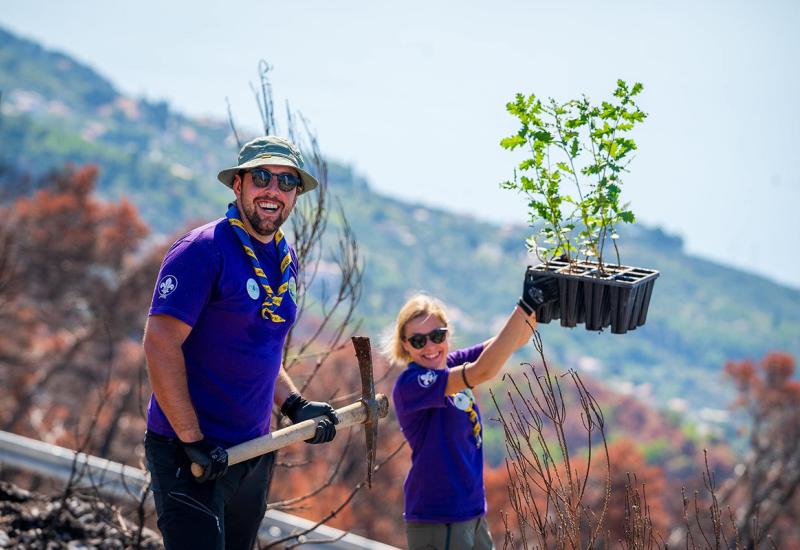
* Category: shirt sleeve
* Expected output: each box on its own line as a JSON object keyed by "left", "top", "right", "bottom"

{"left": 149, "top": 235, "right": 218, "bottom": 327}
{"left": 393, "top": 367, "right": 450, "bottom": 415}
{"left": 446, "top": 343, "right": 485, "bottom": 368}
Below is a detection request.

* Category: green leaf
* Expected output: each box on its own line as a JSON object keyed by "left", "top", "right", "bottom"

{"left": 519, "top": 159, "right": 535, "bottom": 171}
{"left": 500, "top": 135, "right": 526, "bottom": 150}
{"left": 520, "top": 175, "right": 535, "bottom": 191}
{"left": 532, "top": 130, "right": 553, "bottom": 143}
{"left": 556, "top": 162, "right": 572, "bottom": 173}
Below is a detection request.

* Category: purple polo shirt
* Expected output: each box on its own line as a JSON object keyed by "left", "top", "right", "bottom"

{"left": 392, "top": 344, "right": 486, "bottom": 523}
{"left": 146, "top": 217, "right": 298, "bottom": 447}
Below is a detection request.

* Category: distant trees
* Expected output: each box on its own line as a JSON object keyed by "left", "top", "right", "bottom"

{"left": 722, "top": 352, "right": 800, "bottom": 547}
{"left": 0, "top": 165, "right": 160, "bottom": 457}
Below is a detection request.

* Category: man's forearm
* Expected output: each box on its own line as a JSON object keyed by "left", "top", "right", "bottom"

{"left": 147, "top": 356, "right": 202, "bottom": 442}
{"left": 143, "top": 317, "right": 201, "bottom": 442}
{"left": 273, "top": 367, "right": 300, "bottom": 409}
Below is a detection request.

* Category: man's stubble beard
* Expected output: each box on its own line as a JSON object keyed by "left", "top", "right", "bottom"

{"left": 238, "top": 196, "right": 292, "bottom": 238}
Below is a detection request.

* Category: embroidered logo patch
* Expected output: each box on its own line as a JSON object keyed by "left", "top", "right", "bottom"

{"left": 288, "top": 277, "right": 297, "bottom": 303}
{"left": 246, "top": 278, "right": 260, "bottom": 300}
{"left": 417, "top": 370, "right": 438, "bottom": 388}
{"left": 158, "top": 275, "right": 178, "bottom": 298}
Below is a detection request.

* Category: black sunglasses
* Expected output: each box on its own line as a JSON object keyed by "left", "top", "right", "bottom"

{"left": 405, "top": 327, "right": 448, "bottom": 350}
{"left": 248, "top": 168, "right": 303, "bottom": 192}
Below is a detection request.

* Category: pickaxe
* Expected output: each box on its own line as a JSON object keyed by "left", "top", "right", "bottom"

{"left": 191, "top": 336, "right": 389, "bottom": 487}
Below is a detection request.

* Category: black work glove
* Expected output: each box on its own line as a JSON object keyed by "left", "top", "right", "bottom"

{"left": 180, "top": 439, "right": 228, "bottom": 483}
{"left": 518, "top": 270, "right": 560, "bottom": 315}
{"left": 280, "top": 393, "right": 339, "bottom": 444}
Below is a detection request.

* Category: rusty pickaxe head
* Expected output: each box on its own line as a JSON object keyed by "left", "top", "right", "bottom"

{"left": 351, "top": 336, "right": 388, "bottom": 488}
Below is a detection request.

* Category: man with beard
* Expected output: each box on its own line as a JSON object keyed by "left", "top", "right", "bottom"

{"left": 142, "top": 136, "right": 339, "bottom": 550}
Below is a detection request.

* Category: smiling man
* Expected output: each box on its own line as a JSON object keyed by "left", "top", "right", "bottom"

{"left": 142, "top": 136, "right": 339, "bottom": 550}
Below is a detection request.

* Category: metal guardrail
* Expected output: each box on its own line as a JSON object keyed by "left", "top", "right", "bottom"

{"left": 0, "top": 431, "right": 399, "bottom": 549}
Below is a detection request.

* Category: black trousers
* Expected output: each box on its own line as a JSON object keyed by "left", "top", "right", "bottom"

{"left": 144, "top": 431, "right": 275, "bottom": 550}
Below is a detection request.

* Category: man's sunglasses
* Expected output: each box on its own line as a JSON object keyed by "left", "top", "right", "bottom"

{"left": 405, "top": 327, "right": 448, "bottom": 350}
{"left": 248, "top": 168, "right": 303, "bottom": 192}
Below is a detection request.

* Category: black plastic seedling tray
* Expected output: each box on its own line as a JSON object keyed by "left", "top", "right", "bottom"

{"left": 526, "top": 260, "right": 659, "bottom": 334}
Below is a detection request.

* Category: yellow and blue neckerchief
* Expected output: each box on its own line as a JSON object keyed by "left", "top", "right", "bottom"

{"left": 226, "top": 202, "right": 293, "bottom": 323}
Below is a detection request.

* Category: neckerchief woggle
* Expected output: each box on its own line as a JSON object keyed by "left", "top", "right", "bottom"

{"left": 226, "top": 202, "right": 294, "bottom": 323}
{"left": 451, "top": 389, "right": 482, "bottom": 449}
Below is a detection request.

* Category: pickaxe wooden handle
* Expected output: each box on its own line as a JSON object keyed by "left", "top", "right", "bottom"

{"left": 190, "top": 394, "right": 389, "bottom": 479}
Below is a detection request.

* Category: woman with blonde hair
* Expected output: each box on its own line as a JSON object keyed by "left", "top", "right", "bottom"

{"left": 388, "top": 275, "right": 557, "bottom": 549}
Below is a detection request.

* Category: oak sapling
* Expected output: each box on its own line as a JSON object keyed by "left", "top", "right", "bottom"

{"left": 500, "top": 79, "right": 647, "bottom": 271}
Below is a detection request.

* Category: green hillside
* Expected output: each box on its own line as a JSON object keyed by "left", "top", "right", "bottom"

{"left": 0, "top": 27, "right": 231, "bottom": 229}
{"left": 2, "top": 25, "right": 798, "bottom": 417}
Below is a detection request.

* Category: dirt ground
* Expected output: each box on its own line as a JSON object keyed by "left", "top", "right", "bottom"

{"left": 0, "top": 480, "right": 162, "bottom": 549}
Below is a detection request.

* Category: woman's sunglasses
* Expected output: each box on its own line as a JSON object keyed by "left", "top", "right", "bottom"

{"left": 248, "top": 168, "right": 303, "bottom": 192}
{"left": 405, "top": 327, "right": 448, "bottom": 350}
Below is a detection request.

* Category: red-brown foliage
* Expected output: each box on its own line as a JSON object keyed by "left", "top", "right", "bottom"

{"left": 721, "top": 352, "right": 800, "bottom": 546}
{"left": 0, "top": 165, "right": 161, "bottom": 459}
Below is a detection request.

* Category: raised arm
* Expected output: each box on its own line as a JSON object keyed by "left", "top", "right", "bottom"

{"left": 445, "top": 305, "right": 535, "bottom": 394}
{"left": 444, "top": 269, "right": 559, "bottom": 394}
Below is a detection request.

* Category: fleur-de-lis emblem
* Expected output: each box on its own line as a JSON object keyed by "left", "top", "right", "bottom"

{"left": 417, "top": 370, "right": 438, "bottom": 388}
{"left": 158, "top": 275, "right": 178, "bottom": 298}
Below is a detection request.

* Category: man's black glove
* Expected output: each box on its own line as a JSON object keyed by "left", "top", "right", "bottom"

{"left": 180, "top": 439, "right": 228, "bottom": 483}
{"left": 518, "top": 270, "right": 560, "bottom": 315}
{"left": 280, "top": 393, "right": 339, "bottom": 444}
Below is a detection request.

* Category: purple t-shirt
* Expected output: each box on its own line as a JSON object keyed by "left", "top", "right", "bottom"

{"left": 392, "top": 344, "right": 486, "bottom": 523}
{"left": 146, "top": 217, "right": 298, "bottom": 447}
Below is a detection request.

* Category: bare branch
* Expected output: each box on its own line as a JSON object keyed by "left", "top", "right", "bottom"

{"left": 263, "top": 441, "right": 407, "bottom": 549}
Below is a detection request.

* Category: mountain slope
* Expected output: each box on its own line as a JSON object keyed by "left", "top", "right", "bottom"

{"left": 1, "top": 25, "right": 798, "bottom": 415}
{"left": 0, "top": 26, "right": 232, "bottom": 230}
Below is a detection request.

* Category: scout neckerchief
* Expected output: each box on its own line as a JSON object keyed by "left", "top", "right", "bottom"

{"left": 226, "top": 202, "right": 293, "bottom": 323}
{"left": 451, "top": 389, "right": 482, "bottom": 449}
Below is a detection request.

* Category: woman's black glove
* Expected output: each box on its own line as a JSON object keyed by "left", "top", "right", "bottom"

{"left": 180, "top": 439, "right": 228, "bottom": 483}
{"left": 518, "top": 271, "right": 560, "bottom": 315}
{"left": 280, "top": 393, "right": 339, "bottom": 444}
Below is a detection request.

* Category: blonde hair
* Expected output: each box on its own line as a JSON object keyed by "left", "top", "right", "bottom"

{"left": 383, "top": 294, "right": 450, "bottom": 366}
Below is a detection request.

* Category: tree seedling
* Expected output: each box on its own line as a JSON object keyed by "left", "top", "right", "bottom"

{"left": 500, "top": 80, "right": 647, "bottom": 272}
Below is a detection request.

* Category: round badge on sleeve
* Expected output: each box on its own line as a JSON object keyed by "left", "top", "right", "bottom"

{"left": 417, "top": 370, "right": 438, "bottom": 388}
{"left": 157, "top": 275, "right": 178, "bottom": 299}
{"left": 288, "top": 277, "right": 297, "bottom": 303}
{"left": 246, "top": 278, "right": 260, "bottom": 300}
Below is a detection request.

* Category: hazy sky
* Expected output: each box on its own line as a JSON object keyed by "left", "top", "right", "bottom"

{"left": 3, "top": 1, "right": 799, "bottom": 288}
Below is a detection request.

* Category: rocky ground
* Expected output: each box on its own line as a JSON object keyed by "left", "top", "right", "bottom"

{"left": 0, "top": 481, "right": 162, "bottom": 549}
